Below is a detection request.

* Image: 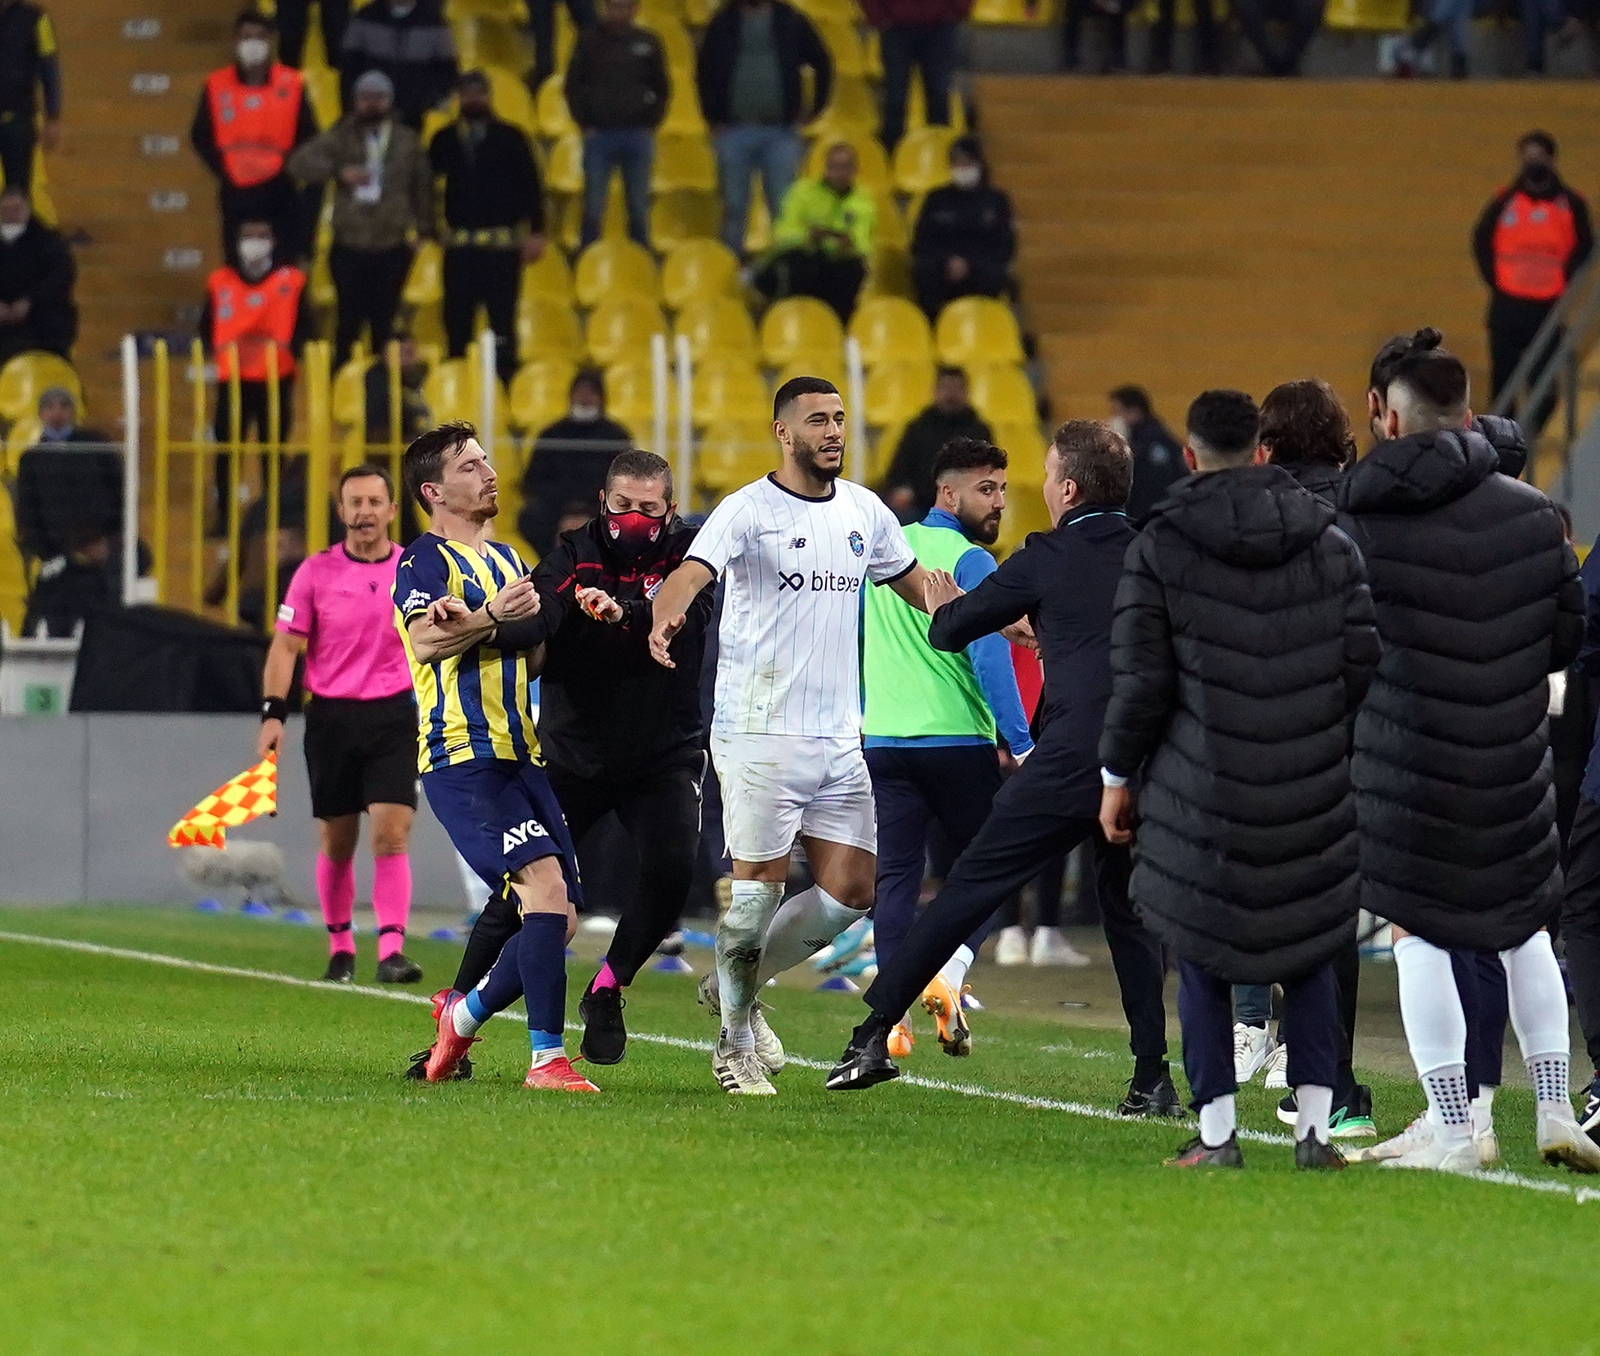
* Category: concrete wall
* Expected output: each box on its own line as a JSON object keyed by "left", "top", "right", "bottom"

{"left": 0, "top": 714, "right": 467, "bottom": 906}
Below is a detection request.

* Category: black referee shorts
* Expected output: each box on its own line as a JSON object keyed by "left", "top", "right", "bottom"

{"left": 302, "top": 691, "right": 419, "bottom": 820}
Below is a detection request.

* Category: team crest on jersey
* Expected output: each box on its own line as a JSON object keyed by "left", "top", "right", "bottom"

{"left": 848, "top": 530, "right": 865, "bottom": 557}
{"left": 643, "top": 573, "right": 664, "bottom": 598}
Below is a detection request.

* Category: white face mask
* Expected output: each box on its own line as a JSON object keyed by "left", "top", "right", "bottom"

{"left": 570, "top": 403, "right": 601, "bottom": 422}
{"left": 237, "top": 38, "right": 270, "bottom": 67}
{"left": 238, "top": 238, "right": 273, "bottom": 268}
{"left": 389, "top": 0, "right": 415, "bottom": 13}
{"left": 0, "top": 222, "right": 24, "bottom": 244}
{"left": 950, "top": 165, "right": 981, "bottom": 190}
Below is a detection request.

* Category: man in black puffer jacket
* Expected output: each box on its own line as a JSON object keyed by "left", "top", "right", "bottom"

{"left": 1099, "top": 389, "right": 1380, "bottom": 1170}
{"left": 1338, "top": 342, "right": 1600, "bottom": 1175}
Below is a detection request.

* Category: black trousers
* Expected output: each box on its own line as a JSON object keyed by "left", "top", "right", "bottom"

{"left": 912, "top": 257, "right": 1009, "bottom": 322}
{"left": 275, "top": 0, "right": 351, "bottom": 68}
{"left": 1148, "top": 0, "right": 1217, "bottom": 70}
{"left": 862, "top": 752, "right": 1169, "bottom": 1064}
{"left": 220, "top": 176, "right": 316, "bottom": 263}
{"left": 0, "top": 112, "right": 35, "bottom": 190}
{"left": 1489, "top": 292, "right": 1559, "bottom": 435}
{"left": 1451, "top": 947, "right": 1509, "bottom": 1096}
{"left": 1062, "top": 0, "right": 1127, "bottom": 70}
{"left": 330, "top": 243, "right": 412, "bottom": 368}
{"left": 528, "top": 0, "right": 597, "bottom": 88}
{"left": 1233, "top": 0, "right": 1326, "bottom": 74}
{"left": 451, "top": 756, "right": 705, "bottom": 993}
{"left": 1181, "top": 959, "right": 1339, "bottom": 1109}
{"left": 212, "top": 377, "right": 295, "bottom": 516}
{"left": 443, "top": 246, "right": 521, "bottom": 383}
{"left": 1561, "top": 796, "right": 1600, "bottom": 1073}
{"left": 754, "top": 250, "right": 867, "bottom": 323}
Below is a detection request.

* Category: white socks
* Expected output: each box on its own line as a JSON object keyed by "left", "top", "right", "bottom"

{"left": 756, "top": 885, "right": 868, "bottom": 985}
{"left": 1471, "top": 1086, "right": 1497, "bottom": 1138}
{"left": 1394, "top": 934, "right": 1473, "bottom": 1145}
{"left": 939, "top": 944, "right": 975, "bottom": 995}
{"left": 452, "top": 993, "right": 482, "bottom": 1038}
{"left": 1198, "top": 1094, "right": 1236, "bottom": 1149}
{"left": 1295, "top": 1084, "right": 1333, "bottom": 1144}
{"left": 1500, "top": 930, "right": 1573, "bottom": 1113}
{"left": 716, "top": 880, "right": 785, "bottom": 1052}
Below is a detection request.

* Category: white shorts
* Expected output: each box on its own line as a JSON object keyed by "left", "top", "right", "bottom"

{"left": 710, "top": 732, "right": 877, "bottom": 864}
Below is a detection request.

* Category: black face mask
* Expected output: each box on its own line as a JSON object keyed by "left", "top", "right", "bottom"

{"left": 1522, "top": 164, "right": 1558, "bottom": 194}
{"left": 602, "top": 507, "right": 670, "bottom": 558}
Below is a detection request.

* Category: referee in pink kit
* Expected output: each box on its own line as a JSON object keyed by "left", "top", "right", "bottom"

{"left": 259, "top": 464, "right": 424, "bottom": 984}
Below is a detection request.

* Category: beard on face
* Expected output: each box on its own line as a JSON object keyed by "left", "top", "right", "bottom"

{"left": 793, "top": 433, "right": 843, "bottom": 482}
{"left": 959, "top": 505, "right": 1002, "bottom": 545}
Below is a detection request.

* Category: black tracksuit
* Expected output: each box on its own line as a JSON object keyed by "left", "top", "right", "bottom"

{"left": 860, "top": 503, "right": 1171, "bottom": 1074}
{"left": 909, "top": 182, "right": 1015, "bottom": 320}
{"left": 450, "top": 516, "right": 715, "bottom": 994}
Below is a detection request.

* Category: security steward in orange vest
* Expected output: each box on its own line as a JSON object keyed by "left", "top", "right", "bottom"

{"left": 200, "top": 219, "right": 314, "bottom": 525}
{"left": 191, "top": 10, "right": 320, "bottom": 261}
{"left": 1472, "top": 130, "right": 1593, "bottom": 432}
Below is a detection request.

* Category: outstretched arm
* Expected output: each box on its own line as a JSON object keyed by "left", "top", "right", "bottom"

{"left": 650, "top": 559, "right": 715, "bottom": 668}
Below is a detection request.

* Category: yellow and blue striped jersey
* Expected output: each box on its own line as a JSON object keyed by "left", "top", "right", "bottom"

{"left": 393, "top": 533, "right": 540, "bottom": 773}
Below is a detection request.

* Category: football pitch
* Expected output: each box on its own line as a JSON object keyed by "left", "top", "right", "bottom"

{"left": 1, "top": 905, "right": 1595, "bottom": 1355}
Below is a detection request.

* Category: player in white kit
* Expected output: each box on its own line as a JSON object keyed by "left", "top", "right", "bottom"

{"left": 649, "top": 376, "right": 949, "bottom": 1094}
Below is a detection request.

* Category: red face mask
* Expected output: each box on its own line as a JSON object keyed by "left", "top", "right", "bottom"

{"left": 603, "top": 508, "right": 668, "bottom": 558}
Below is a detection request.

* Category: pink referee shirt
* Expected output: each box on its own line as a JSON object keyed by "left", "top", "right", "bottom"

{"left": 276, "top": 544, "right": 414, "bottom": 700}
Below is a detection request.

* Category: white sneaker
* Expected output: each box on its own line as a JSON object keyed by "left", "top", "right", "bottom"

{"left": 994, "top": 925, "right": 1028, "bottom": 967}
{"left": 1262, "top": 1042, "right": 1289, "bottom": 1089}
{"left": 712, "top": 1039, "right": 777, "bottom": 1095}
{"left": 1030, "top": 926, "right": 1091, "bottom": 967}
{"left": 1538, "top": 1105, "right": 1600, "bottom": 1173}
{"left": 1474, "top": 1126, "right": 1500, "bottom": 1168}
{"left": 1347, "top": 1114, "right": 1434, "bottom": 1164}
{"left": 697, "top": 972, "right": 785, "bottom": 1074}
{"left": 1380, "top": 1130, "right": 1479, "bottom": 1174}
{"left": 1233, "top": 1023, "right": 1275, "bottom": 1083}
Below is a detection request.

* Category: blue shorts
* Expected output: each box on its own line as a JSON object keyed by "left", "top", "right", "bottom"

{"left": 422, "top": 759, "right": 583, "bottom": 906}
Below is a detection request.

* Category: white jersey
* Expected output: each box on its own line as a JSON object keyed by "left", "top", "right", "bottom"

{"left": 688, "top": 473, "right": 917, "bottom": 738}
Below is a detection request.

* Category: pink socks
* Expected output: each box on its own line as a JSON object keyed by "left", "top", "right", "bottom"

{"left": 372, "top": 854, "right": 412, "bottom": 961}
{"left": 593, "top": 959, "right": 619, "bottom": 992}
{"left": 316, "top": 853, "right": 356, "bottom": 957}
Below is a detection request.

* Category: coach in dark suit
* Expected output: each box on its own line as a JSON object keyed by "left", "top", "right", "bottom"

{"left": 827, "top": 420, "right": 1175, "bottom": 1114}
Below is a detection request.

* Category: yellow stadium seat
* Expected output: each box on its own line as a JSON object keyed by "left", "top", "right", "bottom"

{"left": 661, "top": 238, "right": 740, "bottom": 312}
{"left": 815, "top": 19, "right": 868, "bottom": 76}
{"left": 0, "top": 352, "right": 81, "bottom": 426}
{"left": 483, "top": 64, "right": 539, "bottom": 137}
{"left": 866, "top": 420, "right": 904, "bottom": 482}
{"left": 660, "top": 80, "right": 709, "bottom": 136}
{"left": 792, "top": 0, "right": 862, "bottom": 20}
{"left": 893, "top": 127, "right": 957, "bottom": 196}
{"left": 848, "top": 296, "right": 933, "bottom": 368}
{"left": 586, "top": 297, "right": 667, "bottom": 367}
{"left": 403, "top": 240, "right": 444, "bottom": 307}
{"left": 760, "top": 297, "right": 845, "bottom": 369}
{"left": 696, "top": 420, "right": 776, "bottom": 496}
{"left": 935, "top": 297, "right": 1024, "bottom": 367}
{"left": 653, "top": 132, "right": 717, "bottom": 194}
{"left": 518, "top": 296, "right": 585, "bottom": 363}
{"left": 522, "top": 247, "right": 574, "bottom": 305}
{"left": 968, "top": 365, "right": 1038, "bottom": 426}
{"left": 682, "top": 0, "right": 717, "bottom": 22}
{"left": 773, "top": 355, "right": 847, "bottom": 392}
{"left": 3, "top": 413, "right": 42, "bottom": 474}
{"left": 807, "top": 74, "right": 880, "bottom": 140}
{"left": 305, "top": 66, "right": 341, "bottom": 130}
{"left": 641, "top": 14, "right": 696, "bottom": 69}
{"left": 993, "top": 489, "right": 1055, "bottom": 557}
{"left": 904, "top": 68, "right": 968, "bottom": 134}
{"left": 972, "top": 0, "right": 1056, "bottom": 20}
{"left": 0, "top": 486, "right": 27, "bottom": 631}
{"left": 421, "top": 359, "right": 476, "bottom": 425}
{"left": 509, "top": 358, "right": 578, "bottom": 432}
{"left": 863, "top": 244, "right": 914, "bottom": 303}
{"left": 863, "top": 360, "right": 934, "bottom": 428}
{"left": 990, "top": 420, "right": 1049, "bottom": 485}
{"left": 871, "top": 190, "right": 908, "bottom": 250}
{"left": 332, "top": 358, "right": 372, "bottom": 429}
{"left": 692, "top": 358, "right": 768, "bottom": 427}
{"left": 604, "top": 358, "right": 666, "bottom": 431}
{"left": 544, "top": 132, "right": 584, "bottom": 195}
{"left": 574, "top": 238, "right": 660, "bottom": 308}
{"left": 456, "top": 18, "right": 531, "bottom": 73}
{"left": 674, "top": 296, "right": 759, "bottom": 360}
{"left": 536, "top": 75, "right": 578, "bottom": 141}
{"left": 1325, "top": 0, "right": 1409, "bottom": 27}
{"left": 802, "top": 130, "right": 890, "bottom": 195}
{"left": 652, "top": 190, "right": 722, "bottom": 256}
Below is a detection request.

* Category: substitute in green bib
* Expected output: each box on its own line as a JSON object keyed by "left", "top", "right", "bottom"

{"left": 862, "top": 436, "right": 1033, "bottom": 1061}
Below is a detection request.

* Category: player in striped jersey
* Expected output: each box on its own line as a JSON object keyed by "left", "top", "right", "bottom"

{"left": 392, "top": 422, "right": 597, "bottom": 1093}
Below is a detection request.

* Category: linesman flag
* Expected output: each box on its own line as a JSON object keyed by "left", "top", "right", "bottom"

{"left": 168, "top": 752, "right": 278, "bottom": 848}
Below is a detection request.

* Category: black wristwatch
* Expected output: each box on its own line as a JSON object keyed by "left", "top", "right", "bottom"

{"left": 261, "top": 696, "right": 289, "bottom": 723}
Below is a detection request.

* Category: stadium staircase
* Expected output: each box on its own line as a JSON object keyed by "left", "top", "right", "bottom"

{"left": 978, "top": 76, "right": 1600, "bottom": 464}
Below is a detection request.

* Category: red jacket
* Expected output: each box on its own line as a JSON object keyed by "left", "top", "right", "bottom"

{"left": 861, "top": 0, "right": 973, "bottom": 28}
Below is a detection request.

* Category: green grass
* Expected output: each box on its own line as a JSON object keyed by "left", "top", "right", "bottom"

{"left": 0, "top": 904, "right": 1594, "bottom": 1355}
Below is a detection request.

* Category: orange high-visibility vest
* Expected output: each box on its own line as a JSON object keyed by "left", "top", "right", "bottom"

{"left": 205, "top": 63, "right": 304, "bottom": 188}
{"left": 209, "top": 265, "right": 306, "bottom": 381}
{"left": 1492, "top": 190, "right": 1579, "bottom": 303}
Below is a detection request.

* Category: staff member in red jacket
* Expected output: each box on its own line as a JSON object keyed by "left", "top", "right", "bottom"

{"left": 191, "top": 10, "right": 320, "bottom": 261}
{"left": 1472, "top": 130, "right": 1593, "bottom": 433}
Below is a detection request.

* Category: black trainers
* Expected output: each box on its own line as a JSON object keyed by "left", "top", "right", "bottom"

{"left": 1581, "top": 1076, "right": 1600, "bottom": 1141}
{"left": 825, "top": 1018, "right": 900, "bottom": 1091}
{"left": 1294, "top": 1135, "right": 1347, "bottom": 1170}
{"left": 376, "top": 953, "right": 424, "bottom": 984}
{"left": 1117, "top": 1072, "right": 1183, "bottom": 1118}
{"left": 1165, "top": 1133, "right": 1244, "bottom": 1168}
{"left": 322, "top": 953, "right": 355, "bottom": 983}
{"left": 403, "top": 1046, "right": 473, "bottom": 1081}
{"left": 1277, "top": 1086, "right": 1376, "bottom": 1139}
{"left": 578, "top": 979, "right": 627, "bottom": 1065}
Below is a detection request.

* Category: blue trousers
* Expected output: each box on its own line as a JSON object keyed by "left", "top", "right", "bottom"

{"left": 1181, "top": 960, "right": 1339, "bottom": 1109}
{"left": 713, "top": 124, "right": 802, "bottom": 256}
{"left": 582, "top": 128, "right": 653, "bottom": 248}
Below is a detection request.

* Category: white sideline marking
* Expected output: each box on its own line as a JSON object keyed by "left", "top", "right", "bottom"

{"left": 2, "top": 929, "right": 1594, "bottom": 1206}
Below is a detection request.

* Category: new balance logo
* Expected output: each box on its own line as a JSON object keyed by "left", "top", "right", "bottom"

{"left": 502, "top": 818, "right": 550, "bottom": 854}
{"left": 788, "top": 537, "right": 807, "bottom": 549}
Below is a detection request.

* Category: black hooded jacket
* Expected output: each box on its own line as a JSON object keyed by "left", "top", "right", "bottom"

{"left": 1473, "top": 413, "right": 1527, "bottom": 480}
{"left": 1099, "top": 465, "right": 1380, "bottom": 983}
{"left": 1338, "top": 427, "right": 1584, "bottom": 949}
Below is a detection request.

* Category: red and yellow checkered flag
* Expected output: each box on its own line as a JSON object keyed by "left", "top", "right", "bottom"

{"left": 168, "top": 752, "right": 278, "bottom": 848}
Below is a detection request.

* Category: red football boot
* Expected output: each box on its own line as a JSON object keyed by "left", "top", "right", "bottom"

{"left": 424, "top": 992, "right": 479, "bottom": 1083}
{"left": 523, "top": 1055, "right": 600, "bottom": 1092}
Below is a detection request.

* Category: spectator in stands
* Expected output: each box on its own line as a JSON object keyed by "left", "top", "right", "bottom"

{"left": 339, "top": 0, "right": 457, "bottom": 130}
{"left": 289, "top": 70, "right": 433, "bottom": 367}
{"left": 0, "top": 184, "right": 74, "bottom": 365}
{"left": 880, "top": 367, "right": 992, "bottom": 522}
{"left": 1393, "top": 0, "right": 1472, "bottom": 77}
{"left": 1062, "top": 0, "right": 1128, "bottom": 73}
{"left": 518, "top": 369, "right": 633, "bottom": 556}
{"left": 698, "top": 0, "right": 833, "bottom": 257}
{"left": 1473, "top": 131, "right": 1593, "bottom": 429}
{"left": 430, "top": 70, "right": 544, "bottom": 385}
{"left": 565, "top": 0, "right": 670, "bottom": 249}
{"left": 0, "top": 0, "right": 59, "bottom": 191}
{"left": 1232, "top": 0, "right": 1325, "bottom": 75}
{"left": 863, "top": 0, "right": 967, "bottom": 151}
{"left": 756, "top": 141, "right": 875, "bottom": 322}
{"left": 191, "top": 10, "right": 320, "bottom": 263}
{"left": 1108, "top": 384, "right": 1184, "bottom": 522}
{"left": 1147, "top": 0, "right": 1216, "bottom": 72}
{"left": 275, "top": 0, "right": 349, "bottom": 70}
{"left": 363, "top": 334, "right": 431, "bottom": 444}
{"left": 529, "top": 0, "right": 596, "bottom": 91}
{"left": 910, "top": 135, "right": 1014, "bottom": 321}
